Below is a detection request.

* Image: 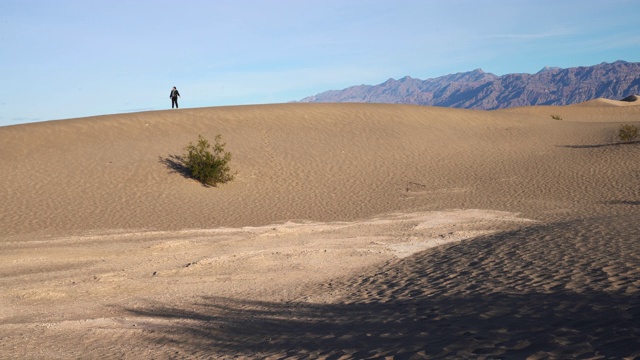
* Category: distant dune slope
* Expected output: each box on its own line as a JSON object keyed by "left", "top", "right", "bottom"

{"left": 1, "top": 102, "right": 638, "bottom": 238}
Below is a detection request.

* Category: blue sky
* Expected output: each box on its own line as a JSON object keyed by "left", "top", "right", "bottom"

{"left": 1, "top": 0, "right": 639, "bottom": 126}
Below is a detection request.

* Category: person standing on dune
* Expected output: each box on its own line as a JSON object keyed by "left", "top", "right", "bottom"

{"left": 170, "top": 86, "right": 180, "bottom": 109}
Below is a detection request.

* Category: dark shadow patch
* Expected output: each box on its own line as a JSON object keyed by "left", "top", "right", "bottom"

{"left": 557, "top": 141, "right": 640, "bottom": 149}
{"left": 122, "top": 216, "right": 640, "bottom": 358}
{"left": 124, "top": 291, "right": 640, "bottom": 359}
{"left": 606, "top": 200, "right": 640, "bottom": 206}
{"left": 158, "top": 155, "right": 191, "bottom": 179}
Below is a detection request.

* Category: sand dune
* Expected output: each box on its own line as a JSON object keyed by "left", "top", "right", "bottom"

{"left": 1, "top": 103, "right": 639, "bottom": 358}
{"left": 573, "top": 96, "right": 640, "bottom": 107}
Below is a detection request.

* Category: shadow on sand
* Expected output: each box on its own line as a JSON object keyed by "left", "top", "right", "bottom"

{"left": 557, "top": 140, "right": 640, "bottom": 149}
{"left": 606, "top": 200, "right": 640, "bottom": 206}
{"left": 158, "top": 155, "right": 191, "bottom": 179}
{"left": 125, "top": 290, "right": 640, "bottom": 359}
{"left": 124, "top": 216, "right": 640, "bottom": 358}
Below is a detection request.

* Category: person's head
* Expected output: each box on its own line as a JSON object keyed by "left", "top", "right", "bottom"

{"left": 173, "top": 86, "right": 177, "bottom": 89}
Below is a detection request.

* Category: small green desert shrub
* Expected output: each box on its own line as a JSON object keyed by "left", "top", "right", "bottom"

{"left": 183, "top": 134, "right": 234, "bottom": 186}
{"left": 618, "top": 124, "right": 639, "bottom": 143}
{"left": 551, "top": 114, "right": 562, "bottom": 120}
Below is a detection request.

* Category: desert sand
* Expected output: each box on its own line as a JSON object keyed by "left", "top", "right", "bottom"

{"left": 1, "top": 100, "right": 639, "bottom": 359}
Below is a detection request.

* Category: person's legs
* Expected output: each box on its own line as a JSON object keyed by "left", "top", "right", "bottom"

{"left": 172, "top": 98, "right": 178, "bottom": 108}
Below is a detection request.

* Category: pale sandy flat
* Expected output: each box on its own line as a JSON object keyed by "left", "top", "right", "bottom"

{"left": 1, "top": 102, "right": 639, "bottom": 359}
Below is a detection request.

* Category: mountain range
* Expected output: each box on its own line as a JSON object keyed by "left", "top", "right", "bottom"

{"left": 299, "top": 60, "right": 640, "bottom": 109}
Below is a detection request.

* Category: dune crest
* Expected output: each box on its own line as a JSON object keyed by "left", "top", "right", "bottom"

{"left": 621, "top": 94, "right": 639, "bottom": 102}
{"left": 572, "top": 96, "right": 640, "bottom": 107}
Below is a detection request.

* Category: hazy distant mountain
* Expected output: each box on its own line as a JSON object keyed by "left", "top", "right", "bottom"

{"left": 299, "top": 61, "right": 640, "bottom": 109}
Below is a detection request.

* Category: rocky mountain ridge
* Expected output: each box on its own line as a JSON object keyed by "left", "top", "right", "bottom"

{"left": 299, "top": 61, "right": 640, "bottom": 109}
